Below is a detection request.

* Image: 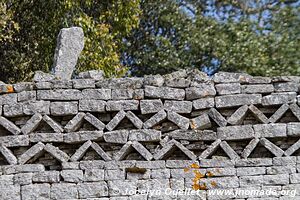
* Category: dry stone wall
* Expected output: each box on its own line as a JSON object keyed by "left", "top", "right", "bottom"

{"left": 0, "top": 69, "right": 300, "bottom": 199}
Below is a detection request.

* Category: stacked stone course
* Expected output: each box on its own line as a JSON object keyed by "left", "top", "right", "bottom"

{"left": 0, "top": 69, "right": 300, "bottom": 199}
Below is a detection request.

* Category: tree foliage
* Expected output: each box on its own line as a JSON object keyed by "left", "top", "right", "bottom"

{"left": 0, "top": 0, "right": 140, "bottom": 83}
{"left": 123, "top": 0, "right": 300, "bottom": 76}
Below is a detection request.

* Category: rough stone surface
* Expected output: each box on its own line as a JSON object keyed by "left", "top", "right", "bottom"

{"left": 53, "top": 27, "right": 84, "bottom": 80}
{"left": 2, "top": 68, "right": 300, "bottom": 199}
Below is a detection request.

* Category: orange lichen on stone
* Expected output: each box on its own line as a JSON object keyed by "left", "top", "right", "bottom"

{"left": 216, "top": 168, "right": 221, "bottom": 173}
{"left": 184, "top": 168, "right": 190, "bottom": 172}
{"left": 190, "top": 120, "right": 196, "bottom": 129}
{"left": 211, "top": 181, "right": 217, "bottom": 187}
{"left": 206, "top": 171, "right": 214, "bottom": 177}
{"left": 6, "top": 85, "right": 14, "bottom": 93}
{"left": 190, "top": 163, "right": 200, "bottom": 169}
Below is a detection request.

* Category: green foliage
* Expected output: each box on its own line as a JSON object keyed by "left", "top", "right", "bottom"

{"left": 123, "top": 0, "right": 300, "bottom": 76}
{"left": 0, "top": 0, "right": 140, "bottom": 83}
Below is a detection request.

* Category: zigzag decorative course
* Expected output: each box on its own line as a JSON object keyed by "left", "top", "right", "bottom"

{"left": 1, "top": 70, "right": 300, "bottom": 199}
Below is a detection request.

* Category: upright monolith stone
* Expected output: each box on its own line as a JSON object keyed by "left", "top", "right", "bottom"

{"left": 53, "top": 27, "right": 84, "bottom": 80}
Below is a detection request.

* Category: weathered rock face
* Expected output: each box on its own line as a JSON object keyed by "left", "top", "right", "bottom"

{"left": 52, "top": 27, "right": 84, "bottom": 80}
{"left": 0, "top": 69, "right": 300, "bottom": 199}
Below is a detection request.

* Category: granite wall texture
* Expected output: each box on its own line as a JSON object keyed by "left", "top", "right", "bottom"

{"left": 0, "top": 69, "right": 300, "bottom": 199}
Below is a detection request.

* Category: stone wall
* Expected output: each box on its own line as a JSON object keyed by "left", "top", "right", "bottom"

{"left": 0, "top": 69, "right": 300, "bottom": 199}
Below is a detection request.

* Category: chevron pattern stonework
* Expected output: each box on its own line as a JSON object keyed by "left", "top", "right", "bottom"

{"left": 1, "top": 69, "right": 300, "bottom": 199}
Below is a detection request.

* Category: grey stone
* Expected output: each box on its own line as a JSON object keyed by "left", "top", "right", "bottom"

{"left": 13, "top": 82, "right": 34, "bottom": 92}
{"left": 216, "top": 83, "right": 240, "bottom": 95}
{"left": 3, "top": 103, "right": 23, "bottom": 117}
{"left": 18, "top": 91, "right": 36, "bottom": 102}
{"left": 21, "top": 113, "right": 43, "bottom": 134}
{"left": 104, "top": 169, "right": 125, "bottom": 180}
{"left": 108, "top": 180, "right": 136, "bottom": 196}
{"left": 79, "top": 160, "right": 105, "bottom": 170}
{"left": 23, "top": 101, "right": 50, "bottom": 115}
{"left": 126, "top": 111, "right": 143, "bottom": 129}
{"left": 215, "top": 94, "right": 262, "bottom": 108}
{"left": 91, "top": 142, "right": 112, "bottom": 161}
{"left": 84, "top": 112, "right": 105, "bottom": 130}
{"left": 70, "top": 140, "right": 92, "bottom": 161}
{"left": 154, "top": 139, "right": 196, "bottom": 160}
{"left": 239, "top": 174, "right": 289, "bottom": 187}
{"left": 143, "top": 110, "right": 167, "bottom": 129}
{"left": 0, "top": 115, "right": 21, "bottom": 135}
{"left": 140, "top": 99, "right": 163, "bottom": 114}
{"left": 72, "top": 79, "right": 95, "bottom": 89}
{"left": 193, "top": 97, "right": 215, "bottom": 110}
{"left": 262, "top": 92, "right": 297, "bottom": 105}
{"left": 104, "top": 130, "right": 129, "bottom": 144}
{"left": 0, "top": 135, "right": 29, "bottom": 147}
{"left": 61, "top": 170, "right": 83, "bottom": 182}
{"left": 145, "top": 86, "right": 185, "bottom": 100}
{"left": 167, "top": 111, "right": 189, "bottom": 130}
{"left": 151, "top": 169, "right": 170, "bottom": 178}
{"left": 106, "top": 110, "right": 126, "bottom": 131}
{"left": 34, "top": 81, "right": 52, "bottom": 90}
{"left": 186, "top": 84, "right": 216, "bottom": 100}
{"left": 267, "top": 165, "right": 296, "bottom": 174}
{"left": 32, "top": 171, "right": 60, "bottom": 183}
{"left": 253, "top": 124, "right": 286, "bottom": 138}
{"left": 21, "top": 183, "right": 50, "bottom": 200}
{"left": 236, "top": 167, "right": 266, "bottom": 176}
{"left": 64, "top": 131, "right": 103, "bottom": 143}
{"left": 78, "top": 70, "right": 104, "bottom": 80}
{"left": 61, "top": 162, "right": 79, "bottom": 169}
{"left": 290, "top": 103, "right": 300, "bottom": 121}
{"left": 227, "top": 105, "right": 248, "bottom": 125}
{"left": 0, "top": 144, "right": 17, "bottom": 164}
{"left": 53, "top": 27, "right": 84, "bottom": 80}
{"left": 96, "top": 78, "right": 143, "bottom": 89}
{"left": 33, "top": 71, "right": 55, "bottom": 82}
{"left": 79, "top": 100, "right": 106, "bottom": 112}
{"left": 217, "top": 125, "right": 255, "bottom": 140}
{"left": 235, "top": 158, "right": 273, "bottom": 167}
{"left": 241, "top": 84, "right": 274, "bottom": 94}
{"left": 269, "top": 103, "right": 290, "bottom": 123}
{"left": 37, "top": 89, "right": 82, "bottom": 100}
{"left": 84, "top": 169, "right": 104, "bottom": 181}
{"left": 77, "top": 182, "right": 108, "bottom": 198}
{"left": 29, "top": 133, "right": 63, "bottom": 143}
{"left": 81, "top": 89, "right": 111, "bottom": 100}
{"left": 14, "top": 173, "right": 33, "bottom": 185}
{"left": 260, "top": 138, "right": 284, "bottom": 157}
{"left": 290, "top": 173, "right": 300, "bottom": 183}
{"left": 199, "top": 139, "right": 221, "bottom": 159}
{"left": 144, "top": 74, "right": 164, "bottom": 86}
{"left": 42, "top": 115, "right": 64, "bottom": 133}
{"left": 166, "top": 129, "right": 217, "bottom": 141}
{"left": 64, "top": 112, "right": 85, "bottom": 132}
{"left": 3, "top": 164, "right": 45, "bottom": 174}
{"left": 248, "top": 104, "right": 269, "bottom": 123}
{"left": 287, "top": 122, "right": 300, "bottom": 136}
{"left": 274, "top": 82, "right": 299, "bottom": 92}
{"left": 190, "top": 113, "right": 211, "bottom": 130}
{"left": 199, "top": 159, "right": 235, "bottom": 167}
{"left": 0, "top": 93, "right": 17, "bottom": 105}
{"left": 273, "top": 157, "right": 296, "bottom": 166}
{"left": 136, "top": 161, "right": 166, "bottom": 169}
{"left": 165, "top": 78, "right": 190, "bottom": 88}
{"left": 220, "top": 141, "right": 240, "bottom": 160}
{"left": 50, "top": 183, "right": 78, "bottom": 199}
{"left": 129, "top": 129, "right": 161, "bottom": 142}
{"left": 106, "top": 100, "right": 139, "bottom": 111}
{"left": 44, "top": 143, "right": 70, "bottom": 162}
{"left": 245, "top": 76, "right": 271, "bottom": 84}
{"left": 112, "top": 89, "right": 134, "bottom": 100}
{"left": 51, "top": 80, "right": 73, "bottom": 89}
{"left": 50, "top": 101, "right": 78, "bottom": 116}
{"left": 241, "top": 138, "right": 260, "bottom": 158}
{"left": 164, "top": 100, "right": 192, "bottom": 113}
{"left": 213, "top": 72, "right": 250, "bottom": 83}
{"left": 208, "top": 108, "right": 227, "bottom": 127}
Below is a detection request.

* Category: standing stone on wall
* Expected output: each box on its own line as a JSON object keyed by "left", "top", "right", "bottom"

{"left": 53, "top": 27, "right": 84, "bottom": 80}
